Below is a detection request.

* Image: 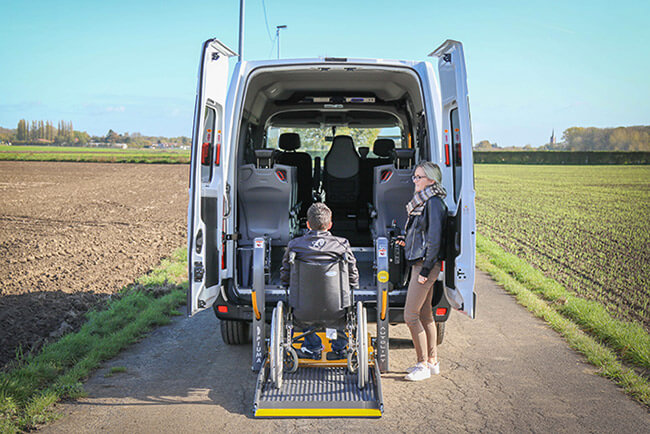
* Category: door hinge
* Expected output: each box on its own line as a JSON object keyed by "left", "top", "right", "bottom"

{"left": 198, "top": 299, "right": 206, "bottom": 308}
{"left": 193, "top": 261, "right": 205, "bottom": 282}
{"left": 211, "top": 52, "right": 220, "bottom": 61}
{"left": 224, "top": 232, "right": 241, "bottom": 241}
{"left": 442, "top": 53, "right": 452, "bottom": 63}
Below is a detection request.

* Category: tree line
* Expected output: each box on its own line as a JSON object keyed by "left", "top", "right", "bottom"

{"left": 474, "top": 125, "right": 649, "bottom": 151}
{"left": 1, "top": 120, "right": 190, "bottom": 148}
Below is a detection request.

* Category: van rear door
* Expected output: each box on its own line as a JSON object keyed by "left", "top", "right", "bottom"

{"left": 188, "top": 39, "right": 236, "bottom": 316}
{"left": 430, "top": 40, "right": 476, "bottom": 318}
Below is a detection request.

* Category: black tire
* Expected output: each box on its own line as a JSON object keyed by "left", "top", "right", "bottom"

{"left": 220, "top": 320, "right": 250, "bottom": 345}
{"left": 436, "top": 321, "right": 445, "bottom": 346}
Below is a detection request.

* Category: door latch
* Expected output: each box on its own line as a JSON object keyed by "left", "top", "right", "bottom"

{"left": 193, "top": 261, "right": 205, "bottom": 281}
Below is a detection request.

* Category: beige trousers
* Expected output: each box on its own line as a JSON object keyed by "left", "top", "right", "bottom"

{"left": 404, "top": 260, "right": 441, "bottom": 363}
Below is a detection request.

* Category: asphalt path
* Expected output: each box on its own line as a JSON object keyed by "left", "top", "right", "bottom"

{"left": 42, "top": 271, "right": 649, "bottom": 433}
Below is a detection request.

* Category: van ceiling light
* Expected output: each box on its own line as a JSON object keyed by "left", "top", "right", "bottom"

{"left": 345, "top": 97, "right": 375, "bottom": 103}
{"left": 323, "top": 104, "right": 343, "bottom": 109}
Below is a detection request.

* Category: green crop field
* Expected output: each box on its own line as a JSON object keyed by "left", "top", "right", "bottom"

{"left": 0, "top": 145, "right": 190, "bottom": 164}
{"left": 475, "top": 165, "right": 650, "bottom": 331}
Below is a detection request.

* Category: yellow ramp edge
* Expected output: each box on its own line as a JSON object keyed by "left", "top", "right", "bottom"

{"left": 255, "top": 408, "right": 382, "bottom": 418}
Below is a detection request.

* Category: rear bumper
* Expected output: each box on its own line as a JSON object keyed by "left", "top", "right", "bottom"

{"left": 213, "top": 279, "right": 452, "bottom": 324}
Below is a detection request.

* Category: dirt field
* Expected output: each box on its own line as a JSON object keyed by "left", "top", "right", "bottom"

{"left": 0, "top": 161, "right": 188, "bottom": 369}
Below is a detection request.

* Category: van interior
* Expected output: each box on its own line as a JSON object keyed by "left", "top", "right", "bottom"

{"left": 234, "top": 65, "right": 429, "bottom": 291}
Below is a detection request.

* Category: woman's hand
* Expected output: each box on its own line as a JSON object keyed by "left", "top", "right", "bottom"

{"left": 417, "top": 275, "right": 428, "bottom": 284}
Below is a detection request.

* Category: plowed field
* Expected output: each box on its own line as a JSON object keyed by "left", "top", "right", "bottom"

{"left": 0, "top": 161, "right": 188, "bottom": 368}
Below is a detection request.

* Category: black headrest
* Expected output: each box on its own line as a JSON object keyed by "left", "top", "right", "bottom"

{"left": 393, "top": 148, "right": 415, "bottom": 169}
{"left": 373, "top": 139, "right": 395, "bottom": 157}
{"left": 254, "top": 149, "right": 275, "bottom": 168}
{"left": 358, "top": 146, "right": 369, "bottom": 158}
{"left": 279, "top": 133, "right": 300, "bottom": 151}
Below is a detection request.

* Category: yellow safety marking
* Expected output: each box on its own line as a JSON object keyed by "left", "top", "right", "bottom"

{"left": 377, "top": 270, "right": 389, "bottom": 283}
{"left": 380, "top": 290, "right": 388, "bottom": 321}
{"left": 255, "top": 408, "right": 382, "bottom": 417}
{"left": 251, "top": 291, "right": 261, "bottom": 320}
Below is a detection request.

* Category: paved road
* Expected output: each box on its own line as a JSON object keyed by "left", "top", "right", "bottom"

{"left": 42, "top": 271, "right": 649, "bottom": 433}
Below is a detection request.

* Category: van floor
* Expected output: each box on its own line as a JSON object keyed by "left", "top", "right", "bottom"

{"left": 329, "top": 212, "right": 372, "bottom": 247}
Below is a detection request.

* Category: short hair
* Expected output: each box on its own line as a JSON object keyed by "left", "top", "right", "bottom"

{"left": 307, "top": 202, "right": 332, "bottom": 230}
{"left": 414, "top": 161, "right": 442, "bottom": 183}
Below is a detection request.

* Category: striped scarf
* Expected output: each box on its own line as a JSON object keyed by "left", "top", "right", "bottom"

{"left": 405, "top": 183, "right": 447, "bottom": 217}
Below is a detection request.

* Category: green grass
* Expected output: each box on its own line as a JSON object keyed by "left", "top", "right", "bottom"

{"left": 0, "top": 145, "right": 190, "bottom": 164}
{"left": 0, "top": 248, "right": 188, "bottom": 433}
{"left": 475, "top": 165, "right": 650, "bottom": 331}
{"left": 477, "top": 234, "right": 650, "bottom": 371}
{"left": 477, "top": 250, "right": 650, "bottom": 407}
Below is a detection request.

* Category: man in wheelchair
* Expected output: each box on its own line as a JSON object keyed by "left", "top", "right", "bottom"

{"left": 280, "top": 202, "right": 359, "bottom": 361}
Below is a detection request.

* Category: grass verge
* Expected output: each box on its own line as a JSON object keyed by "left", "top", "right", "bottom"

{"left": 0, "top": 248, "right": 188, "bottom": 433}
{"left": 0, "top": 145, "right": 190, "bottom": 164}
{"left": 477, "top": 234, "right": 650, "bottom": 371}
{"left": 476, "top": 237, "right": 650, "bottom": 407}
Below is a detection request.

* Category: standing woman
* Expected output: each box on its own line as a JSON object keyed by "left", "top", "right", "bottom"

{"left": 400, "top": 161, "right": 447, "bottom": 381}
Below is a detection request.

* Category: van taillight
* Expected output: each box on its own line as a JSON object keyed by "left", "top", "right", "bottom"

{"left": 217, "top": 305, "right": 228, "bottom": 313}
{"left": 201, "top": 142, "right": 211, "bottom": 165}
{"left": 215, "top": 142, "right": 221, "bottom": 165}
{"left": 445, "top": 143, "right": 450, "bottom": 166}
{"left": 435, "top": 307, "right": 447, "bottom": 316}
{"left": 456, "top": 142, "right": 462, "bottom": 165}
{"left": 440, "top": 261, "right": 444, "bottom": 272}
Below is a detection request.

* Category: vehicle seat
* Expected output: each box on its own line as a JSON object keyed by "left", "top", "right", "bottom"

{"left": 323, "top": 135, "right": 360, "bottom": 211}
{"left": 372, "top": 148, "right": 415, "bottom": 238}
{"left": 288, "top": 256, "right": 351, "bottom": 326}
{"left": 360, "top": 139, "right": 396, "bottom": 208}
{"left": 275, "top": 133, "right": 313, "bottom": 218}
{"left": 238, "top": 149, "right": 298, "bottom": 246}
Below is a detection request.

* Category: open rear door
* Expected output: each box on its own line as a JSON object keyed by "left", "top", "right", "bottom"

{"left": 188, "top": 39, "right": 237, "bottom": 316}
{"left": 430, "top": 40, "right": 476, "bottom": 318}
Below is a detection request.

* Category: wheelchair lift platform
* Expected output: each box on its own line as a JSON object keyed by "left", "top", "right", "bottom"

{"left": 250, "top": 237, "right": 391, "bottom": 418}
{"left": 253, "top": 362, "right": 383, "bottom": 417}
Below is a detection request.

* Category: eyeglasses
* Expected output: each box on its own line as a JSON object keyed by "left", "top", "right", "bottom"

{"left": 411, "top": 175, "right": 426, "bottom": 182}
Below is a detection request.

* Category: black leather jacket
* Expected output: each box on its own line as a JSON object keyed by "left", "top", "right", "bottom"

{"left": 404, "top": 196, "right": 447, "bottom": 278}
{"left": 280, "top": 230, "right": 359, "bottom": 288}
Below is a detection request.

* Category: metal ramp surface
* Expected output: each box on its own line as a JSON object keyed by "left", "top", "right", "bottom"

{"left": 254, "top": 365, "right": 383, "bottom": 417}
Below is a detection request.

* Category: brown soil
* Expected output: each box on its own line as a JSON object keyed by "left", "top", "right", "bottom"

{"left": 0, "top": 161, "right": 188, "bottom": 369}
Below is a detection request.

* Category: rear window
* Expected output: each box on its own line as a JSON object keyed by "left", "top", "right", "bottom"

{"left": 266, "top": 127, "right": 401, "bottom": 159}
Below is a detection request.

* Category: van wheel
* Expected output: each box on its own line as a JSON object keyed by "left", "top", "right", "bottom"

{"left": 436, "top": 321, "right": 445, "bottom": 345}
{"left": 221, "top": 320, "right": 250, "bottom": 345}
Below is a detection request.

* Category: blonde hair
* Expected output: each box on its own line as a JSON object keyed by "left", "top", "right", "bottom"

{"left": 414, "top": 161, "right": 442, "bottom": 183}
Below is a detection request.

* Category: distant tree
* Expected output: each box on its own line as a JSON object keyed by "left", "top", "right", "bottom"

{"left": 105, "top": 129, "right": 119, "bottom": 143}
{"left": 16, "top": 119, "right": 27, "bottom": 141}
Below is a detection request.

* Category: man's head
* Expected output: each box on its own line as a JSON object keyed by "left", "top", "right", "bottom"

{"left": 306, "top": 202, "right": 333, "bottom": 231}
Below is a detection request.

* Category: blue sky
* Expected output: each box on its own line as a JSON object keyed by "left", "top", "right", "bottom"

{"left": 1, "top": 0, "right": 648, "bottom": 146}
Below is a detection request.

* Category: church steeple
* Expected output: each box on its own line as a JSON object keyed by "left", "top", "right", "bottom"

{"left": 550, "top": 129, "right": 556, "bottom": 145}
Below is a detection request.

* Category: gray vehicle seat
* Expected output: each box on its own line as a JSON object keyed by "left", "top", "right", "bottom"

{"left": 323, "top": 135, "right": 360, "bottom": 211}
{"left": 372, "top": 148, "right": 415, "bottom": 238}
{"left": 275, "top": 133, "right": 313, "bottom": 218}
{"left": 238, "top": 149, "right": 298, "bottom": 246}
{"left": 288, "top": 256, "right": 351, "bottom": 326}
{"left": 360, "top": 139, "right": 395, "bottom": 207}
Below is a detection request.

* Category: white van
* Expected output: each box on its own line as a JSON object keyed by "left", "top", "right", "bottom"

{"left": 187, "top": 39, "right": 476, "bottom": 372}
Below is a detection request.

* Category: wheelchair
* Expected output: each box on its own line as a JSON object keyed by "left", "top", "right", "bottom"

{"left": 268, "top": 253, "right": 370, "bottom": 390}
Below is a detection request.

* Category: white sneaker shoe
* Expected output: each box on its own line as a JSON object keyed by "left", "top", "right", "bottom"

{"left": 406, "top": 361, "right": 440, "bottom": 375}
{"left": 404, "top": 363, "right": 431, "bottom": 381}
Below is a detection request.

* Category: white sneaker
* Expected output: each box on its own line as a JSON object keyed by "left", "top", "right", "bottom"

{"left": 406, "top": 361, "right": 440, "bottom": 375}
{"left": 404, "top": 363, "right": 431, "bottom": 381}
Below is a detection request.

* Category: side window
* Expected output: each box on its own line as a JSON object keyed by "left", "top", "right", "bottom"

{"left": 201, "top": 107, "right": 216, "bottom": 182}
{"left": 450, "top": 108, "right": 462, "bottom": 202}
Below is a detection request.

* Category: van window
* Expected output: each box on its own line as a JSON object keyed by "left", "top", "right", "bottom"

{"left": 267, "top": 127, "right": 388, "bottom": 159}
{"left": 450, "top": 108, "right": 462, "bottom": 202}
{"left": 201, "top": 107, "right": 216, "bottom": 182}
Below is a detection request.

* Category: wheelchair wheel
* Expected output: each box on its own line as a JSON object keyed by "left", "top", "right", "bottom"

{"left": 269, "top": 301, "right": 284, "bottom": 389}
{"left": 284, "top": 346, "right": 298, "bottom": 373}
{"left": 356, "top": 301, "right": 368, "bottom": 389}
